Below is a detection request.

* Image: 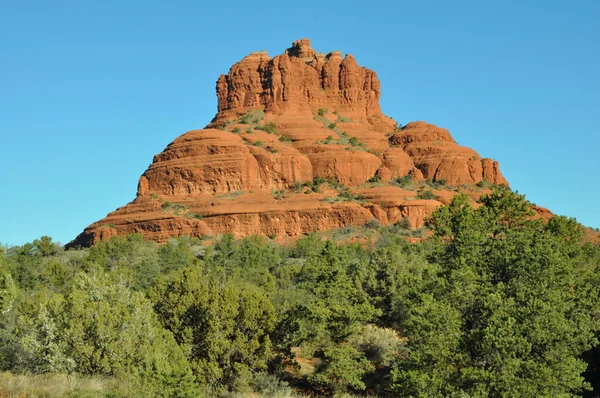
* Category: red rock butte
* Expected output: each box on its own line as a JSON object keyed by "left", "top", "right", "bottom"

{"left": 68, "top": 39, "right": 507, "bottom": 247}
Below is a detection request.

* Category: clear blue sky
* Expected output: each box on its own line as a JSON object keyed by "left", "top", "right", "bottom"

{"left": 1, "top": 0, "right": 598, "bottom": 246}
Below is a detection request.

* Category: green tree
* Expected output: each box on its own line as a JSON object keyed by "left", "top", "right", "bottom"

{"left": 150, "top": 266, "right": 276, "bottom": 394}
{"left": 18, "top": 272, "right": 197, "bottom": 396}
{"left": 311, "top": 344, "right": 375, "bottom": 392}
{"left": 275, "top": 240, "right": 380, "bottom": 393}
{"left": 32, "top": 236, "right": 60, "bottom": 257}
{"left": 203, "top": 234, "right": 280, "bottom": 292}
{"left": 0, "top": 265, "right": 24, "bottom": 372}
{"left": 279, "top": 241, "right": 379, "bottom": 345}
{"left": 0, "top": 271, "right": 17, "bottom": 315}
{"left": 391, "top": 190, "right": 600, "bottom": 396}
{"left": 5, "top": 243, "right": 43, "bottom": 290}
{"left": 84, "top": 234, "right": 161, "bottom": 290}
{"left": 157, "top": 236, "right": 201, "bottom": 276}
{"left": 392, "top": 294, "right": 464, "bottom": 397}
{"left": 18, "top": 297, "right": 75, "bottom": 373}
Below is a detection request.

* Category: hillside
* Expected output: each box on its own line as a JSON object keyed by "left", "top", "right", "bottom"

{"left": 69, "top": 39, "right": 507, "bottom": 247}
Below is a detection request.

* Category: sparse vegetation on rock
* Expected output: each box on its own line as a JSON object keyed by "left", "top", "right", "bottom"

{"left": 71, "top": 39, "right": 507, "bottom": 249}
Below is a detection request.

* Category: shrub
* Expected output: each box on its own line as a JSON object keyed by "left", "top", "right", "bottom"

{"left": 337, "top": 131, "right": 350, "bottom": 144}
{"left": 310, "top": 344, "right": 374, "bottom": 392}
{"left": 17, "top": 273, "right": 198, "bottom": 395}
{"left": 367, "top": 174, "right": 380, "bottom": 183}
{"left": 313, "top": 114, "right": 331, "bottom": 125}
{"left": 255, "top": 123, "right": 276, "bottom": 134}
{"left": 313, "top": 176, "right": 326, "bottom": 186}
{"left": 328, "top": 122, "right": 337, "bottom": 130}
{"left": 0, "top": 272, "right": 17, "bottom": 314}
{"left": 272, "top": 189, "right": 286, "bottom": 200}
{"left": 349, "top": 137, "right": 360, "bottom": 146}
{"left": 239, "top": 109, "right": 265, "bottom": 124}
{"left": 161, "top": 202, "right": 187, "bottom": 215}
{"left": 394, "top": 175, "right": 413, "bottom": 187}
{"left": 278, "top": 135, "right": 292, "bottom": 143}
{"left": 307, "top": 176, "right": 341, "bottom": 192}
{"left": 410, "top": 227, "right": 427, "bottom": 238}
{"left": 293, "top": 182, "right": 304, "bottom": 193}
{"left": 322, "top": 197, "right": 340, "bottom": 204}
{"left": 185, "top": 212, "right": 204, "bottom": 220}
{"left": 417, "top": 190, "right": 436, "bottom": 200}
{"left": 232, "top": 127, "right": 241, "bottom": 133}
{"left": 365, "top": 219, "right": 381, "bottom": 229}
{"left": 427, "top": 179, "right": 448, "bottom": 189}
{"left": 337, "top": 187, "right": 356, "bottom": 201}
{"left": 396, "top": 217, "right": 412, "bottom": 230}
{"left": 318, "top": 108, "right": 328, "bottom": 116}
{"left": 476, "top": 179, "right": 492, "bottom": 189}
{"left": 250, "top": 372, "right": 294, "bottom": 397}
{"left": 348, "top": 324, "right": 405, "bottom": 367}
{"left": 327, "top": 177, "right": 340, "bottom": 188}
{"left": 253, "top": 140, "right": 263, "bottom": 148}
{"left": 216, "top": 190, "right": 243, "bottom": 199}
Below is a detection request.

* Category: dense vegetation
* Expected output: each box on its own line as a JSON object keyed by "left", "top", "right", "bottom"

{"left": 1, "top": 189, "right": 600, "bottom": 397}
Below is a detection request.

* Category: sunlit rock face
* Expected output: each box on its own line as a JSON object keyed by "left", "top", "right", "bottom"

{"left": 68, "top": 39, "right": 506, "bottom": 247}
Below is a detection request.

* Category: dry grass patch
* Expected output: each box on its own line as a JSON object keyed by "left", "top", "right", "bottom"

{"left": 0, "top": 372, "right": 112, "bottom": 397}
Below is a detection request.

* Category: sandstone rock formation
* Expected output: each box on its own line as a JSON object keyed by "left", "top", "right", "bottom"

{"left": 389, "top": 122, "right": 507, "bottom": 185}
{"left": 68, "top": 39, "right": 508, "bottom": 247}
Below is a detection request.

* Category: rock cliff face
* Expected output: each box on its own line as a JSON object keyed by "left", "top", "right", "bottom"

{"left": 212, "top": 39, "right": 386, "bottom": 126}
{"left": 69, "top": 39, "right": 507, "bottom": 247}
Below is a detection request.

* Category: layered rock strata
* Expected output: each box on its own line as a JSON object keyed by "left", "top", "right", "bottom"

{"left": 69, "top": 39, "right": 506, "bottom": 247}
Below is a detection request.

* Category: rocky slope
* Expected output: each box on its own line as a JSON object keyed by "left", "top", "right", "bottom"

{"left": 69, "top": 39, "right": 507, "bottom": 247}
